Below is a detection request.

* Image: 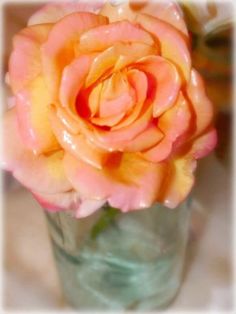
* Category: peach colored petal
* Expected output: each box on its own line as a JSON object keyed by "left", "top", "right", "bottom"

{"left": 99, "top": 93, "right": 134, "bottom": 117}
{"left": 9, "top": 24, "right": 52, "bottom": 93}
{"left": 15, "top": 75, "right": 59, "bottom": 154}
{"left": 93, "top": 106, "right": 153, "bottom": 151}
{"left": 60, "top": 54, "right": 95, "bottom": 108}
{"left": 56, "top": 105, "right": 81, "bottom": 134}
{"left": 91, "top": 112, "right": 126, "bottom": 127}
{"left": 88, "top": 83, "right": 102, "bottom": 117}
{"left": 158, "top": 93, "right": 191, "bottom": 142}
{"left": 49, "top": 106, "right": 108, "bottom": 169}
{"left": 33, "top": 190, "right": 80, "bottom": 212}
{"left": 85, "top": 46, "right": 118, "bottom": 87}
{"left": 100, "top": 1, "right": 188, "bottom": 36}
{"left": 99, "top": 1, "right": 136, "bottom": 23}
{"left": 64, "top": 152, "right": 167, "bottom": 212}
{"left": 187, "top": 69, "right": 214, "bottom": 137}
{"left": 41, "top": 12, "right": 108, "bottom": 98}
{"left": 98, "top": 72, "right": 135, "bottom": 117}
{"left": 85, "top": 42, "right": 158, "bottom": 86}
{"left": 28, "top": 1, "right": 105, "bottom": 25}
{"left": 113, "top": 42, "right": 158, "bottom": 72}
{"left": 137, "top": 56, "right": 181, "bottom": 117}
{"left": 142, "top": 93, "right": 191, "bottom": 162}
{"left": 130, "top": 1, "right": 188, "bottom": 36}
{"left": 34, "top": 190, "right": 105, "bottom": 217}
{"left": 2, "top": 109, "right": 72, "bottom": 194}
{"left": 122, "top": 123, "right": 163, "bottom": 152}
{"left": 161, "top": 157, "right": 196, "bottom": 208}
{"left": 136, "top": 14, "right": 191, "bottom": 82}
{"left": 112, "top": 69, "right": 147, "bottom": 130}
{"left": 142, "top": 139, "right": 173, "bottom": 163}
{"left": 190, "top": 128, "right": 217, "bottom": 159}
{"left": 75, "top": 199, "right": 106, "bottom": 218}
{"left": 79, "top": 20, "right": 154, "bottom": 53}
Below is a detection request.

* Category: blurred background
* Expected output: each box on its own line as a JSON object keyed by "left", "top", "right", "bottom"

{"left": 2, "top": 0, "right": 234, "bottom": 311}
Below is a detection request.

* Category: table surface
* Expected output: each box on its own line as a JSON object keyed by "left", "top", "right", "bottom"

{"left": 3, "top": 154, "right": 233, "bottom": 311}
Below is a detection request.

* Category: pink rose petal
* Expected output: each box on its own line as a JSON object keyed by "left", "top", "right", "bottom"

{"left": 15, "top": 75, "right": 59, "bottom": 154}
{"left": 28, "top": 1, "right": 105, "bottom": 25}
{"left": 41, "top": 12, "right": 108, "bottom": 98}
{"left": 34, "top": 190, "right": 105, "bottom": 218}
{"left": 85, "top": 42, "right": 157, "bottom": 86}
{"left": 93, "top": 106, "right": 153, "bottom": 151}
{"left": 162, "top": 157, "right": 197, "bottom": 208}
{"left": 100, "top": 1, "right": 188, "bottom": 36}
{"left": 60, "top": 54, "right": 95, "bottom": 108}
{"left": 9, "top": 24, "right": 52, "bottom": 93}
{"left": 1, "top": 109, "right": 72, "bottom": 194}
{"left": 79, "top": 20, "right": 154, "bottom": 52}
{"left": 33, "top": 190, "right": 80, "bottom": 212}
{"left": 136, "top": 13, "right": 191, "bottom": 82}
{"left": 75, "top": 199, "right": 106, "bottom": 218}
{"left": 98, "top": 71, "right": 135, "bottom": 118}
{"left": 49, "top": 105, "right": 108, "bottom": 169}
{"left": 142, "top": 93, "right": 191, "bottom": 162}
{"left": 136, "top": 56, "right": 181, "bottom": 117}
{"left": 190, "top": 128, "right": 217, "bottom": 159}
{"left": 112, "top": 69, "right": 148, "bottom": 130}
{"left": 187, "top": 69, "right": 215, "bottom": 137}
{"left": 64, "top": 152, "right": 167, "bottom": 212}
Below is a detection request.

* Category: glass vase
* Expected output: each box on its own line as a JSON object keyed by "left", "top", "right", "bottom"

{"left": 45, "top": 200, "right": 191, "bottom": 311}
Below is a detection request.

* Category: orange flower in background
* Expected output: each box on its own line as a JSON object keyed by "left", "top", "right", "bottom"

{"left": 2, "top": 1, "right": 216, "bottom": 218}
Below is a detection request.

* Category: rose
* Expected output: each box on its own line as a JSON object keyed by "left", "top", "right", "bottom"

{"left": 2, "top": 1, "right": 216, "bottom": 218}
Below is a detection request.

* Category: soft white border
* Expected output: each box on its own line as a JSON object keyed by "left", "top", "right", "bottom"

{"left": 0, "top": 0, "right": 235, "bottom": 313}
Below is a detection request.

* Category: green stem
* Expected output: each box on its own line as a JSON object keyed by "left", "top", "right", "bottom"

{"left": 91, "top": 205, "right": 120, "bottom": 239}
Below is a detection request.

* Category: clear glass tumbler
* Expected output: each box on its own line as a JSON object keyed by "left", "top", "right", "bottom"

{"left": 45, "top": 200, "right": 191, "bottom": 311}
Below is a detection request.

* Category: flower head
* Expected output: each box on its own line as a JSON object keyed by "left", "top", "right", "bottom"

{"left": 2, "top": 1, "right": 216, "bottom": 218}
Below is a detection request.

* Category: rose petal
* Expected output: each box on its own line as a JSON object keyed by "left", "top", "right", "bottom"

{"left": 49, "top": 105, "right": 108, "bottom": 169}
{"left": 75, "top": 199, "right": 106, "bottom": 218}
{"left": 9, "top": 24, "right": 52, "bottom": 93}
{"left": 28, "top": 1, "right": 105, "bottom": 25}
{"left": 190, "top": 128, "right": 217, "bottom": 159}
{"left": 161, "top": 157, "right": 196, "bottom": 208}
{"left": 60, "top": 54, "right": 95, "bottom": 108}
{"left": 187, "top": 69, "right": 214, "bottom": 137}
{"left": 33, "top": 190, "right": 80, "bottom": 212}
{"left": 113, "top": 42, "right": 158, "bottom": 72}
{"left": 15, "top": 75, "right": 59, "bottom": 154}
{"left": 112, "top": 69, "right": 147, "bottom": 130}
{"left": 122, "top": 122, "right": 163, "bottom": 152}
{"left": 41, "top": 12, "right": 108, "bottom": 98}
{"left": 85, "top": 42, "right": 158, "bottom": 86}
{"left": 1, "top": 109, "right": 72, "bottom": 194}
{"left": 158, "top": 93, "right": 191, "bottom": 142}
{"left": 93, "top": 106, "right": 153, "bottom": 151}
{"left": 142, "top": 93, "right": 191, "bottom": 162}
{"left": 91, "top": 112, "right": 126, "bottom": 127}
{"left": 85, "top": 46, "right": 118, "bottom": 87}
{"left": 137, "top": 56, "right": 181, "bottom": 117}
{"left": 136, "top": 14, "right": 191, "bottom": 82}
{"left": 100, "top": 1, "right": 188, "bottom": 36}
{"left": 64, "top": 152, "right": 167, "bottom": 212}
{"left": 79, "top": 20, "right": 154, "bottom": 52}
{"left": 130, "top": 1, "right": 188, "bottom": 36}
{"left": 56, "top": 106, "right": 81, "bottom": 134}
{"left": 98, "top": 72, "right": 135, "bottom": 117}
{"left": 34, "top": 190, "right": 105, "bottom": 218}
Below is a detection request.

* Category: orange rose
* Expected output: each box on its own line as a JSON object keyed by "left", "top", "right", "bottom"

{"left": 2, "top": 1, "right": 216, "bottom": 218}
